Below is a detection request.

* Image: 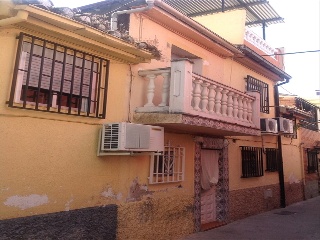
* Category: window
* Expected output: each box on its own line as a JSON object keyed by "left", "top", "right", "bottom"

{"left": 9, "top": 33, "right": 109, "bottom": 118}
{"left": 149, "top": 146, "right": 185, "bottom": 184}
{"left": 307, "top": 149, "right": 318, "bottom": 173}
{"left": 241, "top": 146, "right": 263, "bottom": 178}
{"left": 246, "top": 75, "right": 269, "bottom": 113}
{"left": 265, "top": 148, "right": 279, "bottom": 172}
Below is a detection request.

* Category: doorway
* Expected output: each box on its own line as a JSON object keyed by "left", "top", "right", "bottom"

{"left": 200, "top": 149, "right": 219, "bottom": 228}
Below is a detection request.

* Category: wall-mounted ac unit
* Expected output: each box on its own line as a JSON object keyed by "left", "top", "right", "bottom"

{"left": 98, "top": 122, "right": 164, "bottom": 155}
{"left": 274, "top": 117, "right": 294, "bottom": 134}
{"left": 260, "top": 118, "right": 278, "bottom": 134}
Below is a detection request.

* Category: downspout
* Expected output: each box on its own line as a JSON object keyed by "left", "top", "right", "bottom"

{"left": 110, "top": 0, "right": 154, "bottom": 31}
{"left": 0, "top": 10, "right": 29, "bottom": 27}
{"left": 274, "top": 79, "right": 290, "bottom": 208}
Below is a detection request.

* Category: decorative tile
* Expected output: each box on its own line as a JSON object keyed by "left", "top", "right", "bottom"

{"left": 194, "top": 137, "right": 229, "bottom": 231}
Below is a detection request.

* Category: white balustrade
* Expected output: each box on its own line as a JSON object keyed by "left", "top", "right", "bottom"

{"left": 137, "top": 68, "right": 171, "bottom": 112}
{"left": 191, "top": 73, "right": 256, "bottom": 124}
{"left": 137, "top": 60, "right": 258, "bottom": 128}
{"left": 159, "top": 72, "right": 170, "bottom": 107}
{"left": 245, "top": 29, "right": 277, "bottom": 58}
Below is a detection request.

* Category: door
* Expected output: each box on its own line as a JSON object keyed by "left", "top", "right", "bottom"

{"left": 200, "top": 149, "right": 219, "bottom": 224}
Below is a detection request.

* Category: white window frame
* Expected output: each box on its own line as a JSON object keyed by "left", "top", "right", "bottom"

{"left": 149, "top": 145, "right": 185, "bottom": 184}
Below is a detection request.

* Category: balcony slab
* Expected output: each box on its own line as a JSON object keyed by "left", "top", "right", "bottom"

{"left": 133, "top": 113, "right": 261, "bottom": 137}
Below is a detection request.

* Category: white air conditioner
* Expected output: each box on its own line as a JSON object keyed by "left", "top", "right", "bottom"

{"left": 98, "top": 122, "right": 164, "bottom": 155}
{"left": 260, "top": 118, "right": 278, "bottom": 134}
{"left": 274, "top": 117, "right": 294, "bottom": 134}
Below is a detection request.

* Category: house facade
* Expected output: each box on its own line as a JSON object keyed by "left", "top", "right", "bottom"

{"left": 280, "top": 95, "right": 320, "bottom": 200}
{"left": 0, "top": 0, "right": 308, "bottom": 239}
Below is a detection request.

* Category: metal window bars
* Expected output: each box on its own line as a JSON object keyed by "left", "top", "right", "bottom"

{"left": 149, "top": 146, "right": 185, "bottom": 184}
{"left": 265, "top": 148, "right": 279, "bottom": 172}
{"left": 9, "top": 32, "right": 109, "bottom": 118}
{"left": 307, "top": 149, "right": 319, "bottom": 173}
{"left": 240, "top": 146, "right": 264, "bottom": 178}
{"left": 246, "top": 75, "right": 269, "bottom": 114}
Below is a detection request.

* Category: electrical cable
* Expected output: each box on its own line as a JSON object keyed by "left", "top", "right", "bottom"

{"left": 261, "top": 49, "right": 320, "bottom": 56}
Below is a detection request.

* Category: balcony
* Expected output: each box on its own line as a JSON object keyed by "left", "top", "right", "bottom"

{"left": 133, "top": 59, "right": 261, "bottom": 136}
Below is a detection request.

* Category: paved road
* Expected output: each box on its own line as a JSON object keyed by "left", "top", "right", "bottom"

{"left": 182, "top": 196, "right": 320, "bottom": 240}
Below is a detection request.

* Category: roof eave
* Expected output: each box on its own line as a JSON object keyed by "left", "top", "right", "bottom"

{"left": 12, "top": 4, "right": 155, "bottom": 64}
{"left": 237, "top": 44, "right": 291, "bottom": 81}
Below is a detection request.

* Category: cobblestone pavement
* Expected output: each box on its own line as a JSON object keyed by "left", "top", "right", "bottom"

{"left": 182, "top": 196, "right": 320, "bottom": 240}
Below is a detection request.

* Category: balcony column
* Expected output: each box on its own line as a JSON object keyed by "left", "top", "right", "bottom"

{"left": 227, "top": 92, "right": 234, "bottom": 117}
{"left": 200, "top": 82, "right": 210, "bottom": 112}
{"left": 214, "top": 87, "right": 223, "bottom": 115}
{"left": 208, "top": 84, "right": 216, "bottom": 114}
{"left": 169, "top": 59, "right": 194, "bottom": 113}
{"left": 144, "top": 74, "right": 156, "bottom": 107}
{"left": 159, "top": 72, "right": 170, "bottom": 107}
{"left": 238, "top": 96, "right": 244, "bottom": 120}
{"left": 243, "top": 98, "right": 248, "bottom": 122}
{"left": 233, "top": 93, "right": 239, "bottom": 118}
{"left": 192, "top": 78, "right": 202, "bottom": 111}
{"left": 221, "top": 89, "right": 229, "bottom": 116}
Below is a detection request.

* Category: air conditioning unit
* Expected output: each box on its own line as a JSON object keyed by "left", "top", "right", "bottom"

{"left": 274, "top": 117, "right": 294, "bottom": 134}
{"left": 98, "top": 122, "right": 164, "bottom": 155}
{"left": 260, "top": 118, "right": 278, "bottom": 134}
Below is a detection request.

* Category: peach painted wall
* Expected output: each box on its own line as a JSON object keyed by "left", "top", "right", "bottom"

{"left": 128, "top": 13, "right": 276, "bottom": 116}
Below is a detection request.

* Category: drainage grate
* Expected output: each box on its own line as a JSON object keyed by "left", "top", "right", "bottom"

{"left": 274, "top": 211, "right": 296, "bottom": 215}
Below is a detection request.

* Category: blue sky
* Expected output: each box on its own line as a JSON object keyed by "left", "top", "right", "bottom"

{"left": 52, "top": 0, "right": 320, "bottom": 99}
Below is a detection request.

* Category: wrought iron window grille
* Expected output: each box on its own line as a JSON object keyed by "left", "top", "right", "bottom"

{"left": 307, "top": 149, "right": 318, "bottom": 174}
{"left": 9, "top": 33, "right": 109, "bottom": 118}
{"left": 265, "top": 148, "right": 279, "bottom": 172}
{"left": 246, "top": 75, "right": 269, "bottom": 113}
{"left": 240, "top": 146, "right": 264, "bottom": 178}
{"left": 149, "top": 146, "right": 185, "bottom": 184}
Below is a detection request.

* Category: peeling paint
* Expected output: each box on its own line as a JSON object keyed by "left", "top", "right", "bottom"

{"left": 288, "top": 172, "right": 300, "bottom": 184}
{"left": 101, "top": 188, "right": 122, "bottom": 201}
{"left": 4, "top": 194, "right": 49, "bottom": 210}
{"left": 1, "top": 187, "right": 9, "bottom": 193}
{"left": 65, "top": 196, "right": 74, "bottom": 211}
{"left": 127, "top": 178, "right": 153, "bottom": 202}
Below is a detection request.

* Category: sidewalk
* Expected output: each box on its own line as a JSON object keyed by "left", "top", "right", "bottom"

{"left": 182, "top": 196, "right": 320, "bottom": 240}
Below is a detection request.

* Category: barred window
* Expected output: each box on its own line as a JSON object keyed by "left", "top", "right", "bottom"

{"left": 9, "top": 33, "right": 109, "bottom": 118}
{"left": 241, "top": 146, "right": 264, "bottom": 178}
{"left": 149, "top": 146, "right": 185, "bottom": 184}
{"left": 246, "top": 75, "right": 269, "bottom": 113}
{"left": 265, "top": 148, "right": 279, "bottom": 172}
{"left": 307, "top": 150, "right": 318, "bottom": 173}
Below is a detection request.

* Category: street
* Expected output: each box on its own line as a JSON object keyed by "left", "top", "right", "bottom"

{"left": 182, "top": 196, "right": 320, "bottom": 240}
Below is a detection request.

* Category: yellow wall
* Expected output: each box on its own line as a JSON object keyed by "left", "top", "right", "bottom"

{"left": 227, "top": 136, "right": 279, "bottom": 191}
{"left": 192, "top": 10, "right": 246, "bottom": 45}
{"left": 0, "top": 19, "right": 194, "bottom": 229}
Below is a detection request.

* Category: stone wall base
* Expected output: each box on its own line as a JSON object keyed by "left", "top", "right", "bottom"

{"left": 229, "top": 182, "right": 305, "bottom": 222}
{"left": 0, "top": 205, "right": 117, "bottom": 240}
{"left": 285, "top": 182, "right": 304, "bottom": 205}
{"left": 304, "top": 180, "right": 319, "bottom": 200}
{"left": 229, "top": 184, "right": 281, "bottom": 222}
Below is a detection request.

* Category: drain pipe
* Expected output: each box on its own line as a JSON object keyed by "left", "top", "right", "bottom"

{"left": 110, "top": 0, "right": 154, "bottom": 31}
{"left": 274, "top": 78, "right": 290, "bottom": 208}
{"left": 0, "top": 10, "right": 29, "bottom": 27}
